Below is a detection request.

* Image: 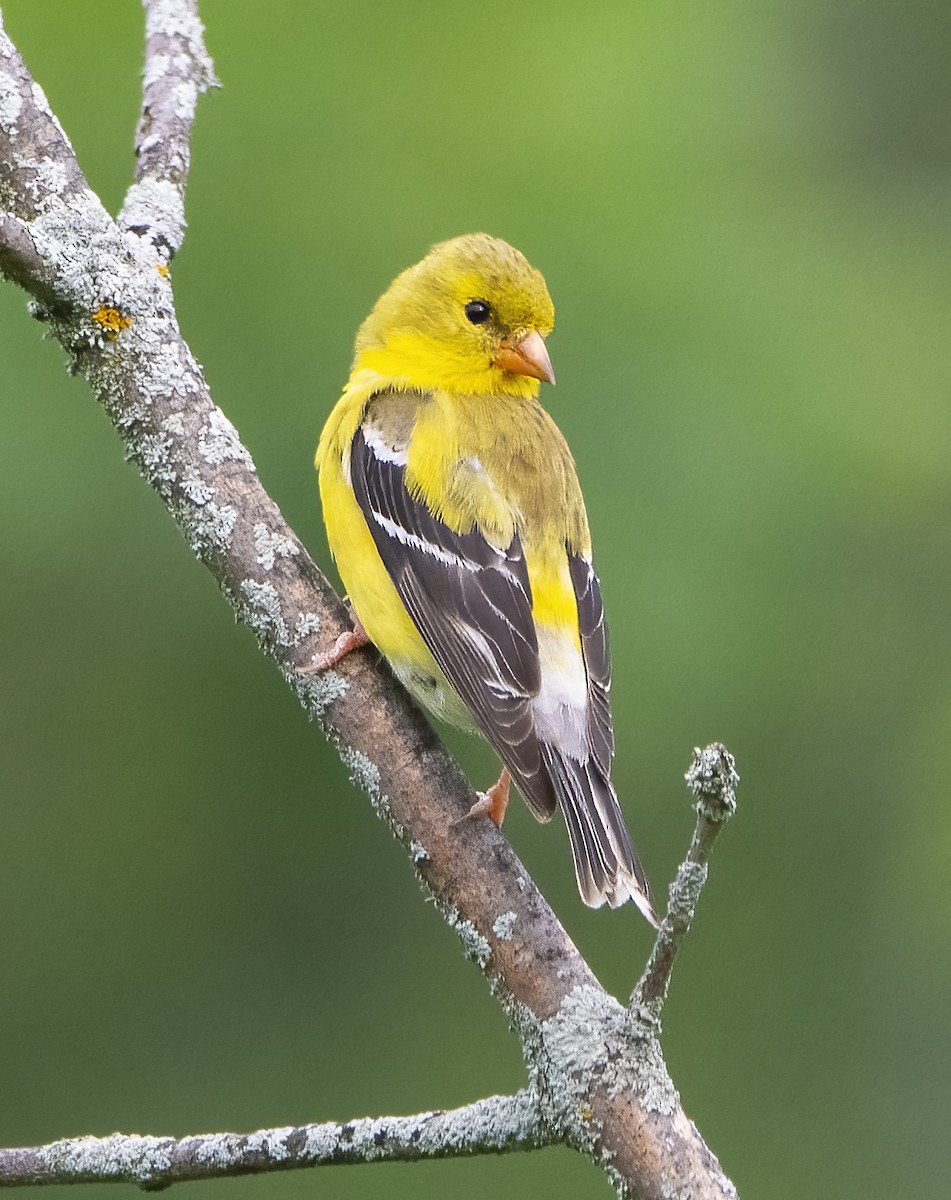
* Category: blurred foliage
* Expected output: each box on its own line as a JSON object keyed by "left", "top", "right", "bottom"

{"left": 1, "top": 2, "right": 949, "bottom": 1198}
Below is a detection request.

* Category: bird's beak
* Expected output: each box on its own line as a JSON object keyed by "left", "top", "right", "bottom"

{"left": 494, "top": 329, "right": 556, "bottom": 385}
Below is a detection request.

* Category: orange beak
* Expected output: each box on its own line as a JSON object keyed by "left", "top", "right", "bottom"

{"left": 493, "top": 329, "right": 556, "bottom": 385}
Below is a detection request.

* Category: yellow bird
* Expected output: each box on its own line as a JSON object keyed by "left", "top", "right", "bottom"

{"left": 311, "top": 234, "right": 656, "bottom": 923}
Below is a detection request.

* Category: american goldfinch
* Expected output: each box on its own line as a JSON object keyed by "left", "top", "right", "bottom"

{"left": 312, "top": 234, "right": 656, "bottom": 923}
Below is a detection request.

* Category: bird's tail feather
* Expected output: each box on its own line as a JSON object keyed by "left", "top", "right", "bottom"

{"left": 540, "top": 745, "right": 657, "bottom": 925}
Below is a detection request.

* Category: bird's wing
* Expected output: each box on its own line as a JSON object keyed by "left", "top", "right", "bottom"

{"left": 529, "top": 553, "right": 655, "bottom": 920}
{"left": 568, "top": 553, "right": 615, "bottom": 771}
{"left": 349, "top": 421, "right": 558, "bottom": 819}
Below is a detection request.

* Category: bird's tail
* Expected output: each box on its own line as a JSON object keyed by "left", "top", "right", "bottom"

{"left": 540, "top": 745, "right": 657, "bottom": 926}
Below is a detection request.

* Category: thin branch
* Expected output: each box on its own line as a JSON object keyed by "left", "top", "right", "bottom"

{"left": 0, "top": 1093, "right": 549, "bottom": 1189}
{"left": 631, "top": 745, "right": 739, "bottom": 1016}
{"left": 0, "top": 9, "right": 740, "bottom": 1198}
{"left": 118, "top": 0, "right": 219, "bottom": 258}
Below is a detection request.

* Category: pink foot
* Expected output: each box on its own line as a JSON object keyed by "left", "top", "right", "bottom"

{"left": 300, "top": 618, "right": 370, "bottom": 674}
{"left": 465, "top": 767, "right": 511, "bottom": 827}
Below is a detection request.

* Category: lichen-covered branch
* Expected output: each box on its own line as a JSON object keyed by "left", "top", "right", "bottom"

{"left": 0, "top": 7, "right": 739, "bottom": 1197}
{"left": 631, "top": 745, "right": 739, "bottom": 1016}
{"left": 118, "top": 0, "right": 219, "bottom": 258}
{"left": 0, "top": 1093, "right": 548, "bottom": 1189}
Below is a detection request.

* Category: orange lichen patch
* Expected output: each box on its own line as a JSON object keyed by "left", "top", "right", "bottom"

{"left": 91, "top": 305, "right": 133, "bottom": 339}
{"left": 156, "top": 263, "right": 170, "bottom": 278}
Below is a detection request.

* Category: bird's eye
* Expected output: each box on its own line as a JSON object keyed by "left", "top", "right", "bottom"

{"left": 464, "top": 300, "right": 491, "bottom": 325}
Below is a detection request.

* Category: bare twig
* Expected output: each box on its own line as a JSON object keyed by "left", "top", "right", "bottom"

{"left": 631, "top": 745, "right": 739, "bottom": 1016}
{"left": 0, "top": 7, "right": 740, "bottom": 1197}
{"left": 0, "top": 1093, "right": 549, "bottom": 1188}
{"left": 118, "top": 0, "right": 219, "bottom": 258}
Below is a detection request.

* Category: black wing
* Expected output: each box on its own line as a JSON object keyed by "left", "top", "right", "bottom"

{"left": 554, "top": 553, "right": 655, "bottom": 919}
{"left": 350, "top": 425, "right": 557, "bottom": 818}
{"left": 568, "top": 554, "right": 615, "bottom": 772}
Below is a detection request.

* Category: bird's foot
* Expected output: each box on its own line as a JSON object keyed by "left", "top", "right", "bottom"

{"left": 464, "top": 767, "right": 511, "bottom": 827}
{"left": 299, "top": 616, "right": 370, "bottom": 674}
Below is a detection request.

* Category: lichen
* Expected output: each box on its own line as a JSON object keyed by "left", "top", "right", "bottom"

{"left": 506, "top": 984, "right": 682, "bottom": 1188}
{"left": 136, "top": 338, "right": 199, "bottom": 408}
{"left": 338, "top": 746, "right": 395, "bottom": 828}
{"left": 134, "top": 429, "right": 177, "bottom": 493}
{"left": 492, "top": 911, "right": 517, "bottom": 940}
{"left": 31, "top": 156, "right": 70, "bottom": 201}
{"left": 0, "top": 69, "right": 22, "bottom": 128}
{"left": 339, "top": 746, "right": 376, "bottom": 792}
{"left": 685, "top": 743, "right": 739, "bottom": 821}
{"left": 142, "top": 51, "right": 171, "bottom": 90}
{"left": 91, "top": 304, "right": 133, "bottom": 339}
{"left": 161, "top": 412, "right": 185, "bottom": 435}
{"left": 292, "top": 667, "right": 349, "bottom": 726}
{"left": 238, "top": 578, "right": 291, "bottom": 647}
{"left": 536, "top": 985, "right": 677, "bottom": 1127}
{"left": 236, "top": 1128, "right": 294, "bottom": 1162}
{"left": 121, "top": 177, "right": 186, "bottom": 246}
{"left": 442, "top": 906, "right": 491, "bottom": 969}
{"left": 198, "top": 408, "right": 255, "bottom": 469}
{"left": 253, "top": 522, "right": 299, "bottom": 571}
{"left": 294, "top": 611, "right": 320, "bottom": 640}
{"left": 178, "top": 464, "right": 216, "bottom": 507}
{"left": 42, "top": 1134, "right": 173, "bottom": 1185}
{"left": 180, "top": 499, "right": 236, "bottom": 558}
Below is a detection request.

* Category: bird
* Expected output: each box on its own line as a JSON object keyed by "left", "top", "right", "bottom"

{"left": 308, "top": 233, "right": 656, "bottom": 924}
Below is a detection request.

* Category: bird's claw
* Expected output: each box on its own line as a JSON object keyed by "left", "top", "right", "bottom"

{"left": 299, "top": 621, "right": 370, "bottom": 674}
{"left": 457, "top": 768, "right": 511, "bottom": 827}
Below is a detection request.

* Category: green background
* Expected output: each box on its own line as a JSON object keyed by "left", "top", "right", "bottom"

{"left": 2, "top": 2, "right": 949, "bottom": 1197}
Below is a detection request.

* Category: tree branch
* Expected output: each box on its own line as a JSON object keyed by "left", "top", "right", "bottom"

{"left": 0, "top": 6, "right": 739, "bottom": 1197}
{"left": 632, "top": 745, "right": 739, "bottom": 1016}
{"left": 118, "top": 0, "right": 219, "bottom": 258}
{"left": 0, "top": 1093, "right": 549, "bottom": 1188}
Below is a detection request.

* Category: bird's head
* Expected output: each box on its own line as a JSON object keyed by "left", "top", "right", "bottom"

{"left": 353, "top": 233, "right": 556, "bottom": 397}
